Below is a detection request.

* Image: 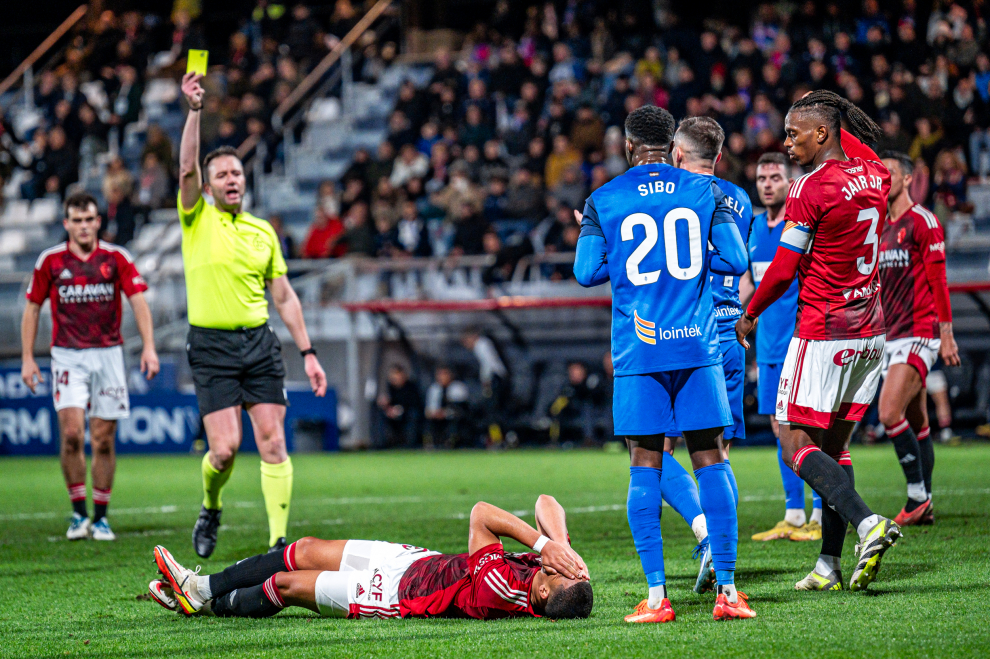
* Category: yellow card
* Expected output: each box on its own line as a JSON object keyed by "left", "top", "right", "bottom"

{"left": 186, "top": 49, "right": 209, "bottom": 76}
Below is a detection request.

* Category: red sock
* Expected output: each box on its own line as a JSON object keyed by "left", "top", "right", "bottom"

{"left": 283, "top": 541, "right": 299, "bottom": 571}
{"left": 68, "top": 483, "right": 87, "bottom": 517}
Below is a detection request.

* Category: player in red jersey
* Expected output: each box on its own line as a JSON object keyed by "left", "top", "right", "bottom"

{"left": 876, "top": 151, "right": 961, "bottom": 526}
{"left": 20, "top": 192, "right": 159, "bottom": 542}
{"left": 150, "top": 495, "right": 592, "bottom": 620}
{"left": 735, "top": 91, "right": 901, "bottom": 593}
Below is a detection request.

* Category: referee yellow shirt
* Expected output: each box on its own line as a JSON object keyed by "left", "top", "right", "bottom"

{"left": 178, "top": 195, "right": 288, "bottom": 330}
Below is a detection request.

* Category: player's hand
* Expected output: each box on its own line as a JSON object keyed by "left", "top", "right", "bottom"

{"left": 305, "top": 354, "right": 327, "bottom": 397}
{"left": 734, "top": 313, "right": 757, "bottom": 349}
{"left": 21, "top": 359, "right": 42, "bottom": 394}
{"left": 573, "top": 209, "right": 582, "bottom": 225}
{"left": 141, "top": 346, "right": 160, "bottom": 380}
{"left": 539, "top": 540, "right": 586, "bottom": 581}
{"left": 181, "top": 72, "right": 205, "bottom": 110}
{"left": 939, "top": 322, "right": 961, "bottom": 367}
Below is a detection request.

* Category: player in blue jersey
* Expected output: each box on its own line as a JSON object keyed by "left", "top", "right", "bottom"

{"left": 573, "top": 106, "right": 755, "bottom": 622}
{"left": 740, "top": 152, "right": 825, "bottom": 545}
{"left": 654, "top": 117, "right": 753, "bottom": 596}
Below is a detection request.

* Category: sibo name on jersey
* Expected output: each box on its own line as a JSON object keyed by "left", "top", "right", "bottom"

{"left": 58, "top": 283, "right": 115, "bottom": 303}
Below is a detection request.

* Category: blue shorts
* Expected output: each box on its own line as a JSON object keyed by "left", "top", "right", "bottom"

{"left": 613, "top": 363, "right": 733, "bottom": 437}
{"left": 757, "top": 362, "right": 783, "bottom": 415}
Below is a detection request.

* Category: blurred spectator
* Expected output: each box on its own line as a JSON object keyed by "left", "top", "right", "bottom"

{"left": 461, "top": 327, "right": 509, "bottom": 445}
{"left": 395, "top": 199, "right": 431, "bottom": 256}
{"left": 102, "top": 175, "right": 137, "bottom": 246}
{"left": 269, "top": 214, "right": 296, "bottom": 260}
{"left": 134, "top": 152, "right": 170, "bottom": 210}
{"left": 424, "top": 365, "right": 471, "bottom": 449}
{"left": 505, "top": 168, "right": 544, "bottom": 221}
{"left": 548, "top": 361, "right": 605, "bottom": 445}
{"left": 545, "top": 134, "right": 582, "bottom": 189}
{"left": 375, "top": 364, "right": 423, "bottom": 449}
{"left": 302, "top": 181, "right": 346, "bottom": 258}
{"left": 389, "top": 143, "right": 429, "bottom": 187}
{"left": 333, "top": 201, "right": 376, "bottom": 256}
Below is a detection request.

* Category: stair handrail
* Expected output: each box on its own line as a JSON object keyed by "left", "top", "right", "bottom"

{"left": 0, "top": 5, "right": 89, "bottom": 98}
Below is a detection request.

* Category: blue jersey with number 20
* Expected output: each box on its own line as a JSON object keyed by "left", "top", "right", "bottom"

{"left": 579, "top": 163, "right": 739, "bottom": 376}
{"left": 708, "top": 176, "right": 753, "bottom": 342}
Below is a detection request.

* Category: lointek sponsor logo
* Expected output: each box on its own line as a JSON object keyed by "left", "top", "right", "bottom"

{"left": 653, "top": 324, "right": 703, "bottom": 340}
{"left": 833, "top": 347, "right": 883, "bottom": 366}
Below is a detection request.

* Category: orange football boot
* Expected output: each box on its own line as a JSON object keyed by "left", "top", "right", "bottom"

{"left": 713, "top": 591, "right": 756, "bottom": 620}
{"left": 894, "top": 498, "right": 932, "bottom": 526}
{"left": 624, "top": 598, "right": 676, "bottom": 623}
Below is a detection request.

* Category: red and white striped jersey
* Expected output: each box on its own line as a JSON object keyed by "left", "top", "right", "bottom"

{"left": 779, "top": 156, "right": 891, "bottom": 340}
{"left": 396, "top": 543, "right": 540, "bottom": 619}
{"left": 879, "top": 204, "right": 949, "bottom": 339}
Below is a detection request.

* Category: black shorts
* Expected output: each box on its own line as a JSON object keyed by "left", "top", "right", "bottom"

{"left": 186, "top": 324, "right": 286, "bottom": 417}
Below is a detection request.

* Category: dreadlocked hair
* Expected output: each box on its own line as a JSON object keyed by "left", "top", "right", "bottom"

{"left": 789, "top": 90, "right": 882, "bottom": 146}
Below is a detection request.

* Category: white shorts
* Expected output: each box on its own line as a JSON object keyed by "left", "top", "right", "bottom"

{"left": 313, "top": 540, "right": 439, "bottom": 619}
{"left": 881, "top": 337, "right": 941, "bottom": 384}
{"left": 50, "top": 346, "right": 129, "bottom": 420}
{"left": 776, "top": 335, "right": 885, "bottom": 428}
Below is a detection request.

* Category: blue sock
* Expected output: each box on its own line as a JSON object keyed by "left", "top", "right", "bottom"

{"left": 778, "top": 439, "right": 806, "bottom": 510}
{"left": 627, "top": 466, "right": 665, "bottom": 587}
{"left": 695, "top": 463, "right": 737, "bottom": 586}
{"left": 659, "top": 452, "right": 705, "bottom": 538}
{"left": 812, "top": 490, "right": 823, "bottom": 510}
{"left": 724, "top": 459, "right": 739, "bottom": 507}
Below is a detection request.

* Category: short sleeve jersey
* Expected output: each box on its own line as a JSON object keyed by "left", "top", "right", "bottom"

{"left": 397, "top": 544, "right": 540, "bottom": 619}
{"left": 709, "top": 176, "right": 753, "bottom": 342}
{"left": 178, "top": 195, "right": 287, "bottom": 330}
{"left": 579, "top": 163, "right": 737, "bottom": 375}
{"left": 26, "top": 241, "right": 147, "bottom": 349}
{"left": 879, "top": 204, "right": 945, "bottom": 340}
{"left": 778, "top": 157, "right": 890, "bottom": 340}
{"left": 748, "top": 211, "right": 799, "bottom": 364}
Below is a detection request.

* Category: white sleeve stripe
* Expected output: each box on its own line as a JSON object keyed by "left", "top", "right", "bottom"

{"left": 484, "top": 574, "right": 528, "bottom": 606}
{"left": 915, "top": 206, "right": 939, "bottom": 230}
{"left": 789, "top": 164, "right": 824, "bottom": 199}
{"left": 33, "top": 244, "right": 67, "bottom": 270}
{"left": 487, "top": 569, "right": 528, "bottom": 598}
{"left": 99, "top": 240, "right": 136, "bottom": 263}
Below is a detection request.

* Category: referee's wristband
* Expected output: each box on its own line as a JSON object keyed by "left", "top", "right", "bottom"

{"left": 532, "top": 535, "right": 551, "bottom": 553}
{"left": 300, "top": 347, "right": 317, "bottom": 358}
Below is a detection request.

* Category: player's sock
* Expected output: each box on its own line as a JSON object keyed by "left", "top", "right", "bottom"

{"left": 93, "top": 487, "right": 111, "bottom": 522}
{"left": 659, "top": 452, "right": 707, "bottom": 542}
{"left": 202, "top": 453, "right": 234, "bottom": 510}
{"left": 887, "top": 419, "right": 926, "bottom": 510}
{"left": 794, "top": 446, "right": 872, "bottom": 531}
{"left": 717, "top": 583, "right": 738, "bottom": 604}
{"left": 810, "top": 491, "right": 823, "bottom": 524}
{"left": 627, "top": 466, "right": 665, "bottom": 592}
{"left": 648, "top": 585, "right": 668, "bottom": 609}
{"left": 820, "top": 454, "right": 854, "bottom": 559}
{"left": 208, "top": 540, "right": 297, "bottom": 599}
{"left": 724, "top": 459, "right": 739, "bottom": 507}
{"left": 695, "top": 463, "right": 737, "bottom": 593}
{"left": 917, "top": 427, "right": 934, "bottom": 498}
{"left": 67, "top": 482, "right": 87, "bottom": 518}
{"left": 815, "top": 554, "right": 841, "bottom": 576}
{"left": 779, "top": 440, "right": 807, "bottom": 526}
{"left": 211, "top": 576, "right": 284, "bottom": 618}
{"left": 260, "top": 457, "right": 293, "bottom": 546}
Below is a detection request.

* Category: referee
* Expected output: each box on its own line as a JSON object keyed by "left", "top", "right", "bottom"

{"left": 178, "top": 72, "right": 327, "bottom": 558}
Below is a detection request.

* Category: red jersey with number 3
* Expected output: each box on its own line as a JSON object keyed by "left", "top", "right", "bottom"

{"left": 26, "top": 241, "right": 148, "bottom": 349}
{"left": 396, "top": 543, "right": 540, "bottom": 619}
{"left": 879, "top": 204, "right": 946, "bottom": 340}
{"left": 778, "top": 155, "right": 890, "bottom": 340}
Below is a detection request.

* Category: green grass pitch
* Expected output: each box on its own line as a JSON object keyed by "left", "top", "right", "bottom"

{"left": 1, "top": 444, "right": 987, "bottom": 658}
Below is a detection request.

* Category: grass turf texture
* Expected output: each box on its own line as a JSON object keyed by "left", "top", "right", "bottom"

{"left": 1, "top": 445, "right": 987, "bottom": 658}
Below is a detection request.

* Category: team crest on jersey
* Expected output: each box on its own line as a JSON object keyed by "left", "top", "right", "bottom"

{"left": 59, "top": 268, "right": 72, "bottom": 279}
{"left": 100, "top": 262, "right": 112, "bottom": 279}
{"left": 633, "top": 310, "right": 656, "bottom": 345}
{"left": 897, "top": 228, "right": 906, "bottom": 244}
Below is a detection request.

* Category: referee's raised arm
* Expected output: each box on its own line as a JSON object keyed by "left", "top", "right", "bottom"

{"left": 179, "top": 72, "right": 205, "bottom": 212}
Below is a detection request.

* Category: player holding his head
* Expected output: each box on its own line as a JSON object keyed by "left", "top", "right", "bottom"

{"left": 740, "top": 153, "right": 824, "bottom": 543}
{"left": 659, "top": 116, "right": 753, "bottom": 593}
{"left": 736, "top": 91, "right": 902, "bottom": 592}
{"left": 150, "top": 495, "right": 592, "bottom": 621}
{"left": 178, "top": 72, "right": 327, "bottom": 558}
{"left": 876, "top": 151, "right": 960, "bottom": 525}
{"left": 574, "top": 106, "right": 754, "bottom": 622}
{"left": 21, "top": 192, "right": 159, "bottom": 541}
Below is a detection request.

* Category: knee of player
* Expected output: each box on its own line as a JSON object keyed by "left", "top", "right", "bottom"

{"left": 877, "top": 406, "right": 903, "bottom": 429}
{"left": 273, "top": 571, "right": 303, "bottom": 600}
{"left": 210, "top": 444, "right": 238, "bottom": 468}
{"left": 291, "top": 536, "right": 319, "bottom": 565}
{"left": 90, "top": 435, "right": 114, "bottom": 456}
{"left": 60, "top": 426, "right": 86, "bottom": 450}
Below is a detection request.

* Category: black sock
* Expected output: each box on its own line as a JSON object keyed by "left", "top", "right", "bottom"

{"left": 918, "top": 430, "right": 935, "bottom": 497}
{"left": 209, "top": 550, "right": 288, "bottom": 599}
{"left": 820, "top": 462, "right": 855, "bottom": 561}
{"left": 888, "top": 422, "right": 925, "bottom": 510}
{"left": 94, "top": 503, "right": 107, "bottom": 521}
{"left": 797, "top": 449, "right": 872, "bottom": 530}
{"left": 211, "top": 583, "right": 282, "bottom": 618}
{"left": 72, "top": 499, "right": 88, "bottom": 518}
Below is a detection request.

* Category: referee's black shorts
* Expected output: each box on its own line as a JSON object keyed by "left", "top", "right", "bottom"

{"left": 186, "top": 324, "right": 287, "bottom": 417}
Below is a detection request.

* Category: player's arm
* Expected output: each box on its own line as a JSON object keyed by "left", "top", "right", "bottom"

{"left": 573, "top": 200, "right": 609, "bottom": 288}
{"left": 534, "top": 494, "right": 589, "bottom": 579}
{"left": 178, "top": 72, "right": 205, "bottom": 213}
{"left": 840, "top": 128, "right": 881, "bottom": 162}
{"left": 127, "top": 292, "right": 160, "bottom": 380}
{"left": 269, "top": 275, "right": 327, "bottom": 396}
{"left": 709, "top": 183, "right": 748, "bottom": 276}
{"left": 20, "top": 301, "right": 43, "bottom": 393}
{"left": 468, "top": 501, "right": 586, "bottom": 580}
{"left": 739, "top": 269, "right": 755, "bottom": 307}
{"left": 917, "top": 214, "right": 960, "bottom": 366}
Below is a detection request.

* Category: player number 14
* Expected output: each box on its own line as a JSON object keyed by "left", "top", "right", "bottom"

{"left": 621, "top": 209, "right": 702, "bottom": 286}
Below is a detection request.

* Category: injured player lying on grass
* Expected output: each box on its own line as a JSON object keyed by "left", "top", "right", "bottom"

{"left": 150, "top": 495, "right": 593, "bottom": 620}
